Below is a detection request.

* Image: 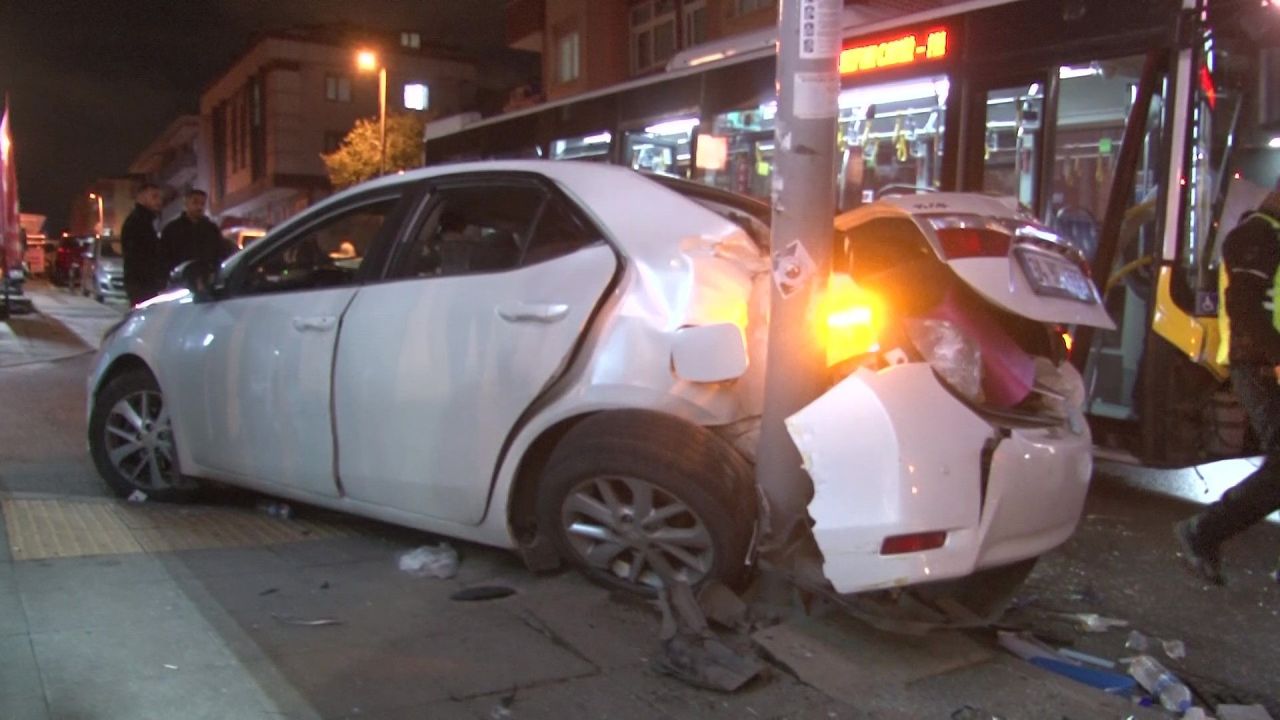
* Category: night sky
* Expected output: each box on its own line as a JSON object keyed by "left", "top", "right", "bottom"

{"left": 0, "top": 0, "right": 509, "bottom": 233}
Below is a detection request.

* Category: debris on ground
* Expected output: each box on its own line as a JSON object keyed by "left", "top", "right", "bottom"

{"left": 487, "top": 692, "right": 516, "bottom": 720}
{"left": 270, "top": 613, "right": 342, "bottom": 627}
{"left": 398, "top": 543, "right": 458, "bottom": 579}
{"left": 1128, "top": 655, "right": 1192, "bottom": 713}
{"left": 651, "top": 577, "right": 764, "bottom": 692}
{"left": 257, "top": 587, "right": 278, "bottom": 596}
{"left": 1054, "top": 612, "right": 1129, "bottom": 633}
{"left": 127, "top": 489, "right": 148, "bottom": 503}
{"left": 257, "top": 501, "right": 294, "bottom": 519}
{"left": 950, "top": 706, "right": 1006, "bottom": 720}
{"left": 1217, "top": 705, "right": 1275, "bottom": 720}
{"left": 450, "top": 585, "right": 516, "bottom": 602}
{"left": 1056, "top": 647, "right": 1117, "bottom": 669}
{"left": 1126, "top": 630, "right": 1187, "bottom": 660}
{"left": 697, "top": 580, "right": 749, "bottom": 631}
{"left": 997, "top": 631, "right": 1135, "bottom": 694}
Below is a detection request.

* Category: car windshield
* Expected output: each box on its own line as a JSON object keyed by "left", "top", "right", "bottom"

{"left": 100, "top": 239, "right": 123, "bottom": 258}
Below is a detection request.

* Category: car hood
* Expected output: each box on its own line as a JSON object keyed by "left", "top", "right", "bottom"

{"left": 97, "top": 257, "right": 123, "bottom": 273}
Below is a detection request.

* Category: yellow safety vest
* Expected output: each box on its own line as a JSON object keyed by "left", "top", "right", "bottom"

{"left": 1218, "top": 212, "right": 1280, "bottom": 365}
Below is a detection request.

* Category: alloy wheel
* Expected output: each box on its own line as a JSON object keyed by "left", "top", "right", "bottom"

{"left": 560, "top": 475, "right": 715, "bottom": 589}
{"left": 102, "top": 389, "right": 184, "bottom": 491}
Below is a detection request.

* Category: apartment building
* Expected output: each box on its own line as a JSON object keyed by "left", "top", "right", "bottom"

{"left": 196, "top": 24, "right": 523, "bottom": 228}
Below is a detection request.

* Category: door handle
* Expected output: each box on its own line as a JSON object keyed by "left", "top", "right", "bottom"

{"left": 291, "top": 315, "right": 338, "bottom": 332}
{"left": 497, "top": 302, "right": 570, "bottom": 324}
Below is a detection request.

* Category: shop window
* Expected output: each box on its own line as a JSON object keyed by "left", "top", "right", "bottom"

{"left": 731, "top": 0, "right": 775, "bottom": 17}
{"left": 624, "top": 116, "right": 697, "bottom": 177}
{"left": 551, "top": 132, "right": 612, "bottom": 161}
{"left": 401, "top": 31, "right": 421, "bottom": 50}
{"left": 403, "top": 83, "right": 429, "bottom": 111}
{"left": 683, "top": 0, "right": 708, "bottom": 47}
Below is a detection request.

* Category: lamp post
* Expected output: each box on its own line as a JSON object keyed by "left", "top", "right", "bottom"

{"left": 356, "top": 50, "right": 387, "bottom": 175}
{"left": 88, "top": 192, "right": 104, "bottom": 236}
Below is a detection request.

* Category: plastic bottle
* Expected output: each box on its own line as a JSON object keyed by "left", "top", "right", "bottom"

{"left": 1128, "top": 655, "right": 1192, "bottom": 714}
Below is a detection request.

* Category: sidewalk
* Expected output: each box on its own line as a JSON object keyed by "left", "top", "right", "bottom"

{"left": 0, "top": 281, "right": 123, "bottom": 368}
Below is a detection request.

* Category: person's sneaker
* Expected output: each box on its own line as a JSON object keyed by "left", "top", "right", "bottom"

{"left": 1174, "top": 519, "right": 1225, "bottom": 585}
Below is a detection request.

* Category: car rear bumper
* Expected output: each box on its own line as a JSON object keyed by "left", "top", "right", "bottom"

{"left": 786, "top": 362, "right": 1092, "bottom": 594}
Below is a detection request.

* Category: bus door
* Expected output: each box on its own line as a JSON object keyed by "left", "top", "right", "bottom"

{"left": 966, "top": 71, "right": 1049, "bottom": 212}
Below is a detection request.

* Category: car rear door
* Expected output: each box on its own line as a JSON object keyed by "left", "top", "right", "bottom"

{"left": 332, "top": 174, "right": 618, "bottom": 524}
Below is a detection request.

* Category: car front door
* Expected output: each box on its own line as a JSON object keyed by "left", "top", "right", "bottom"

{"left": 167, "top": 188, "right": 411, "bottom": 497}
{"left": 332, "top": 175, "right": 618, "bottom": 524}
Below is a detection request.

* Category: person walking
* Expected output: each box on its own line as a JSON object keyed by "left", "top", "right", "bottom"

{"left": 160, "top": 189, "right": 234, "bottom": 275}
{"left": 1176, "top": 184, "right": 1280, "bottom": 585}
{"left": 120, "top": 183, "right": 166, "bottom": 304}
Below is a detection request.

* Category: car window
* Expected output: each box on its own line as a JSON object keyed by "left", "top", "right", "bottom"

{"left": 522, "top": 196, "right": 599, "bottom": 265}
{"left": 240, "top": 198, "right": 398, "bottom": 295}
{"left": 100, "top": 239, "right": 123, "bottom": 258}
{"left": 390, "top": 184, "right": 545, "bottom": 279}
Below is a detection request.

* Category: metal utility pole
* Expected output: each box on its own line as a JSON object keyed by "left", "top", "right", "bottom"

{"left": 756, "top": 0, "right": 841, "bottom": 553}
{"left": 378, "top": 66, "right": 388, "bottom": 175}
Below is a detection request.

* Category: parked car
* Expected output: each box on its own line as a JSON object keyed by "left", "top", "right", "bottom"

{"left": 82, "top": 236, "right": 127, "bottom": 303}
{"left": 86, "top": 161, "right": 1112, "bottom": 597}
{"left": 49, "top": 237, "right": 84, "bottom": 286}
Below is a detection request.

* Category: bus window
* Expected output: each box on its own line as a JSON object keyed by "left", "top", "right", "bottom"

{"left": 982, "top": 83, "right": 1044, "bottom": 210}
{"left": 551, "top": 132, "right": 613, "bottom": 162}
{"left": 624, "top": 116, "right": 697, "bottom": 177}
{"left": 837, "top": 75, "right": 949, "bottom": 210}
{"left": 1047, "top": 57, "right": 1157, "bottom": 267}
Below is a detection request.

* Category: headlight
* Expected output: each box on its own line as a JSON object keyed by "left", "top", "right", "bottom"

{"left": 905, "top": 318, "right": 983, "bottom": 403}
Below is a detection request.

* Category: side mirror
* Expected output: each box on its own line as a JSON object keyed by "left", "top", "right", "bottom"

{"left": 170, "top": 259, "right": 219, "bottom": 301}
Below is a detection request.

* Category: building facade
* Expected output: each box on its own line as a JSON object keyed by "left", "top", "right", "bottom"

{"left": 507, "top": 0, "right": 781, "bottom": 103}
{"left": 197, "top": 26, "right": 493, "bottom": 229}
{"left": 129, "top": 116, "right": 201, "bottom": 226}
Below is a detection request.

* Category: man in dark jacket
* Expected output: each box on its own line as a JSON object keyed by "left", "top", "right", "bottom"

{"left": 160, "top": 189, "right": 234, "bottom": 274}
{"left": 121, "top": 183, "right": 166, "bottom": 304}
{"left": 1176, "top": 186, "right": 1280, "bottom": 584}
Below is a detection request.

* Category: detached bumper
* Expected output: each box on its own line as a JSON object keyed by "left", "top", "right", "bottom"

{"left": 786, "top": 363, "right": 1092, "bottom": 595}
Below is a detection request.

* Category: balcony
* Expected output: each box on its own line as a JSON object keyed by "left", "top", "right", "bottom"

{"left": 506, "top": 0, "right": 545, "bottom": 52}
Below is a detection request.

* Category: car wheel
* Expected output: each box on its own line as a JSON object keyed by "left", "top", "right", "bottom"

{"left": 89, "top": 368, "right": 198, "bottom": 502}
{"left": 536, "top": 410, "right": 756, "bottom": 595}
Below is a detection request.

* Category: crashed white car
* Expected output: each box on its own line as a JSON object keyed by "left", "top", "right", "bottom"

{"left": 87, "top": 161, "right": 1110, "bottom": 595}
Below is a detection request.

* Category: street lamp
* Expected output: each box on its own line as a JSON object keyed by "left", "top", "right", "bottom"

{"left": 355, "top": 49, "right": 387, "bottom": 175}
{"left": 88, "top": 192, "right": 104, "bottom": 236}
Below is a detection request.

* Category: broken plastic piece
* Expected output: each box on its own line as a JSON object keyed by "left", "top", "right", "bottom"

{"left": 1057, "top": 612, "right": 1128, "bottom": 632}
{"left": 1125, "top": 630, "right": 1152, "bottom": 652}
{"left": 398, "top": 543, "right": 458, "bottom": 579}
{"left": 1182, "top": 709, "right": 1212, "bottom": 720}
{"left": 1161, "top": 638, "right": 1186, "bottom": 660}
{"left": 271, "top": 613, "right": 342, "bottom": 627}
{"left": 1056, "top": 647, "right": 1117, "bottom": 669}
{"left": 1217, "top": 705, "right": 1275, "bottom": 720}
{"left": 1028, "top": 657, "right": 1136, "bottom": 694}
{"left": 127, "top": 489, "right": 148, "bottom": 503}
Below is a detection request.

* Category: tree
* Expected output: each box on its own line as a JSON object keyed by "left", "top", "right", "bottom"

{"left": 322, "top": 112, "right": 427, "bottom": 189}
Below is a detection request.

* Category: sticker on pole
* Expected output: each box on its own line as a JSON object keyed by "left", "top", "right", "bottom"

{"left": 772, "top": 241, "right": 817, "bottom": 298}
{"left": 799, "top": 0, "right": 841, "bottom": 59}
{"left": 793, "top": 72, "right": 839, "bottom": 120}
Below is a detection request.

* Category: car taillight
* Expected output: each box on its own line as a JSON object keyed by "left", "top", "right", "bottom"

{"left": 935, "top": 228, "right": 1010, "bottom": 259}
{"left": 880, "top": 531, "right": 947, "bottom": 555}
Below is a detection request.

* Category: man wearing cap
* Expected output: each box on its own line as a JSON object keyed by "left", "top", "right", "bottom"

{"left": 1176, "top": 184, "right": 1280, "bottom": 584}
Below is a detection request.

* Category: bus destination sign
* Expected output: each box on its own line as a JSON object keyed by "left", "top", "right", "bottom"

{"left": 839, "top": 28, "right": 949, "bottom": 76}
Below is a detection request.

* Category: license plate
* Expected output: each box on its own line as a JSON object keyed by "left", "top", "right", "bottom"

{"left": 1014, "top": 247, "right": 1095, "bottom": 303}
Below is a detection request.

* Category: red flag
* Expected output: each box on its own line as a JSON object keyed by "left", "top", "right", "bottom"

{"left": 0, "top": 100, "right": 20, "bottom": 270}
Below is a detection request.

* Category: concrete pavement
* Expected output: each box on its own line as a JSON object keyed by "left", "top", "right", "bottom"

{"left": 1, "top": 282, "right": 1277, "bottom": 719}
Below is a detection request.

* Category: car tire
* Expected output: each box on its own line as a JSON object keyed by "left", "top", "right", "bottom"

{"left": 89, "top": 367, "right": 198, "bottom": 502}
{"left": 535, "top": 410, "right": 756, "bottom": 595}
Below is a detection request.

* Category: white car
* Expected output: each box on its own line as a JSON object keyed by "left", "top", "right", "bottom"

{"left": 87, "top": 161, "right": 1111, "bottom": 595}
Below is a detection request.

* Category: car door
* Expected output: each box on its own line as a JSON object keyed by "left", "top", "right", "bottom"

{"left": 166, "top": 187, "right": 412, "bottom": 497}
{"left": 332, "top": 175, "right": 618, "bottom": 524}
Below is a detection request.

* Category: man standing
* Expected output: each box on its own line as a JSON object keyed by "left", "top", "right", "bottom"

{"left": 1176, "top": 185, "right": 1280, "bottom": 584}
{"left": 121, "top": 183, "right": 166, "bottom": 304}
{"left": 160, "top": 189, "right": 233, "bottom": 274}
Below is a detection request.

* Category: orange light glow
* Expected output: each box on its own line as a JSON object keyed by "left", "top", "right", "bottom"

{"left": 356, "top": 50, "right": 379, "bottom": 72}
{"left": 1061, "top": 331, "right": 1074, "bottom": 353}
{"left": 839, "top": 28, "right": 948, "bottom": 76}
{"left": 819, "top": 273, "right": 882, "bottom": 367}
